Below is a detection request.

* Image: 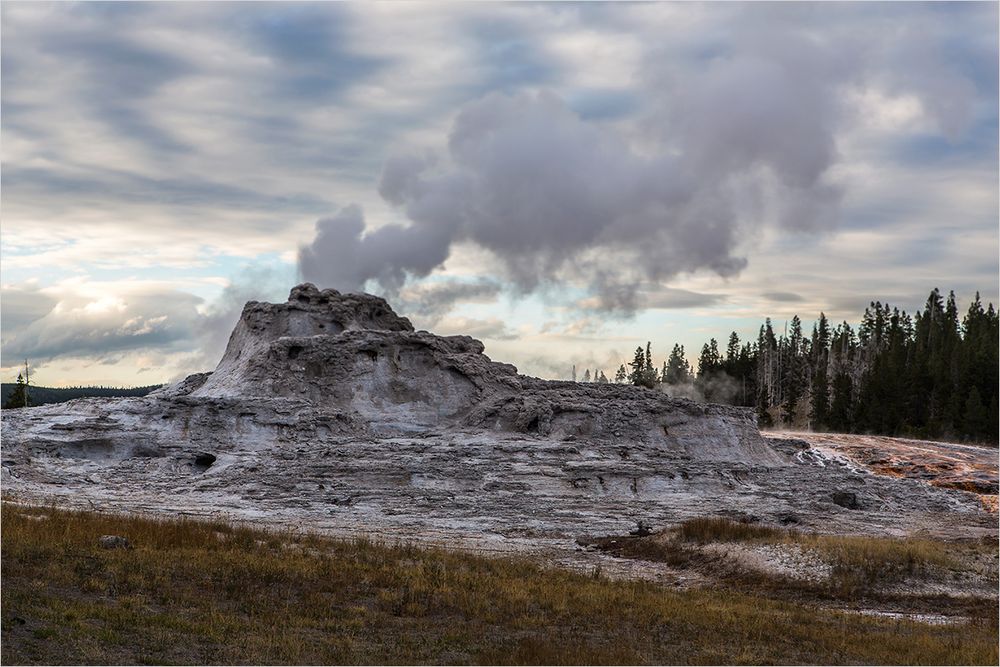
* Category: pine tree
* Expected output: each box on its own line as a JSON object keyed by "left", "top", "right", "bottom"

{"left": 735, "top": 340, "right": 754, "bottom": 407}
{"left": 809, "top": 312, "right": 831, "bottom": 429}
{"left": 664, "top": 344, "right": 691, "bottom": 385}
{"left": 726, "top": 332, "right": 740, "bottom": 371}
{"left": 826, "top": 320, "right": 856, "bottom": 432}
{"left": 644, "top": 342, "right": 657, "bottom": 386}
{"left": 758, "top": 319, "right": 778, "bottom": 410}
{"left": 781, "top": 317, "right": 805, "bottom": 425}
{"left": 582, "top": 369, "right": 591, "bottom": 383}
{"left": 916, "top": 289, "right": 949, "bottom": 435}
{"left": 3, "top": 372, "right": 29, "bottom": 409}
{"left": 695, "top": 338, "right": 723, "bottom": 402}
{"left": 630, "top": 344, "right": 656, "bottom": 388}
{"left": 582, "top": 287, "right": 996, "bottom": 441}
{"left": 697, "top": 339, "right": 721, "bottom": 378}
{"left": 960, "top": 292, "right": 999, "bottom": 441}
{"left": 628, "top": 347, "right": 645, "bottom": 386}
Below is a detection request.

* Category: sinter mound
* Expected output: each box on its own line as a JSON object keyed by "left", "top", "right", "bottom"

{"left": 161, "top": 283, "right": 780, "bottom": 464}
{"left": 2, "top": 284, "right": 994, "bottom": 555}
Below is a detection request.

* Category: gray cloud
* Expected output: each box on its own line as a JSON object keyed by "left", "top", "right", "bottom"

{"left": 0, "top": 284, "right": 204, "bottom": 366}
{"left": 5, "top": 2, "right": 995, "bottom": 279}
{"left": 641, "top": 288, "right": 727, "bottom": 310}
{"left": 233, "top": 5, "right": 389, "bottom": 102}
{"left": 434, "top": 316, "right": 518, "bottom": 341}
{"left": 0, "top": 283, "right": 58, "bottom": 333}
{"left": 762, "top": 291, "right": 805, "bottom": 303}
{"left": 459, "top": 14, "right": 558, "bottom": 95}
{"left": 18, "top": 6, "right": 194, "bottom": 156}
{"left": 297, "top": 204, "right": 454, "bottom": 294}
{"left": 396, "top": 278, "right": 502, "bottom": 325}
{"left": 0, "top": 270, "right": 290, "bottom": 375}
{"left": 3, "top": 166, "right": 330, "bottom": 218}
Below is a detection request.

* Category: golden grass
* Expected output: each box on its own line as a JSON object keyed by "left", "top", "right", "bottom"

{"left": 676, "top": 516, "right": 794, "bottom": 543}
{"left": 590, "top": 516, "right": 997, "bottom": 617}
{"left": 675, "top": 516, "right": 958, "bottom": 582}
{"left": 2, "top": 504, "right": 997, "bottom": 665}
{"left": 810, "top": 533, "right": 954, "bottom": 586}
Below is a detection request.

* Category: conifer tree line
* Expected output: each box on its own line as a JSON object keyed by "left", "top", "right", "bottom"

{"left": 573, "top": 289, "right": 998, "bottom": 444}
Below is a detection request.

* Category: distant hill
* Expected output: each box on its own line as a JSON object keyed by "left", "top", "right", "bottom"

{"left": 1, "top": 384, "right": 162, "bottom": 408}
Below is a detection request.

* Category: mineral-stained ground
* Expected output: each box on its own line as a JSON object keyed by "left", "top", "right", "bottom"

{"left": 3, "top": 285, "right": 997, "bottom": 594}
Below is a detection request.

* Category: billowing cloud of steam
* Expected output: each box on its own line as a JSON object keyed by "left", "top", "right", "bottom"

{"left": 299, "top": 80, "right": 841, "bottom": 311}
{"left": 298, "top": 14, "right": 988, "bottom": 314}
{"left": 298, "top": 204, "right": 453, "bottom": 295}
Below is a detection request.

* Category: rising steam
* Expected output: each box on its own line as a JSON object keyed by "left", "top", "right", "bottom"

{"left": 299, "top": 22, "right": 954, "bottom": 311}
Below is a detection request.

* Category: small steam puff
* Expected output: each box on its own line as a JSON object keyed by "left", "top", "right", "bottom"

{"left": 297, "top": 204, "right": 453, "bottom": 295}
{"left": 299, "top": 82, "right": 843, "bottom": 310}
{"left": 661, "top": 372, "right": 744, "bottom": 405}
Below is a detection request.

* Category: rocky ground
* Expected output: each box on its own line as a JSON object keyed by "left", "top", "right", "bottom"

{"left": 3, "top": 401, "right": 993, "bottom": 552}
{"left": 771, "top": 430, "right": 998, "bottom": 511}
{"left": 2, "top": 285, "right": 996, "bottom": 616}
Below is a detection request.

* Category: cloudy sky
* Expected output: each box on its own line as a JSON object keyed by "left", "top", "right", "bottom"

{"left": 2, "top": 1, "right": 997, "bottom": 387}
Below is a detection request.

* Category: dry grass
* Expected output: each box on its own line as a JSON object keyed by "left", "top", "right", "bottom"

{"left": 2, "top": 504, "right": 998, "bottom": 665}
{"left": 589, "top": 517, "right": 996, "bottom": 619}
{"left": 674, "top": 516, "right": 959, "bottom": 585}
{"left": 810, "top": 533, "right": 954, "bottom": 587}
{"left": 677, "top": 516, "right": 794, "bottom": 543}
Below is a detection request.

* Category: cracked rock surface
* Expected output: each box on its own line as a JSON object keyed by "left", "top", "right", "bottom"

{"left": 2, "top": 284, "right": 995, "bottom": 561}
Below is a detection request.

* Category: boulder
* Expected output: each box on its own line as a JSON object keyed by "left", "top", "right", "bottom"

{"left": 98, "top": 535, "right": 133, "bottom": 550}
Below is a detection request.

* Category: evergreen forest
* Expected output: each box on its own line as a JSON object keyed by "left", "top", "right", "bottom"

{"left": 592, "top": 289, "right": 997, "bottom": 444}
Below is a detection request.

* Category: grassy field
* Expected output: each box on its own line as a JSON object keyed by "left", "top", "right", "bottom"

{"left": 2, "top": 505, "right": 997, "bottom": 665}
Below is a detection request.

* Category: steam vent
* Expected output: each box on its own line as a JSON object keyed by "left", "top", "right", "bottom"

{"left": 3, "top": 285, "right": 994, "bottom": 555}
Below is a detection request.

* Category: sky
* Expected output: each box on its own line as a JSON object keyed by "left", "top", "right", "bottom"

{"left": 1, "top": 1, "right": 998, "bottom": 387}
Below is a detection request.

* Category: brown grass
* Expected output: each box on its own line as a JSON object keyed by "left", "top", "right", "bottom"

{"left": 676, "top": 516, "right": 795, "bottom": 543}
{"left": 589, "top": 517, "right": 996, "bottom": 618}
{"left": 2, "top": 504, "right": 998, "bottom": 665}
{"left": 675, "top": 516, "right": 957, "bottom": 582}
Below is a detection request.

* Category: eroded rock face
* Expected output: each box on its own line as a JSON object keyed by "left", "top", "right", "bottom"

{"left": 2, "top": 285, "right": 995, "bottom": 556}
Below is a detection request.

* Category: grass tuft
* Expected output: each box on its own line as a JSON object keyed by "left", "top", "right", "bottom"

{"left": 675, "top": 516, "right": 959, "bottom": 586}
{"left": 676, "top": 516, "right": 795, "bottom": 543}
